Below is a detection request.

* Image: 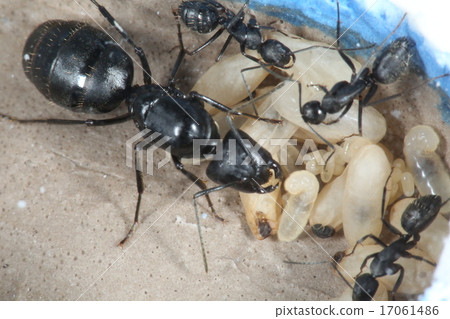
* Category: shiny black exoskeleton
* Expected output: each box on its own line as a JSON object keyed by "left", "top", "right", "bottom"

{"left": 335, "top": 195, "right": 445, "bottom": 301}
{"left": 127, "top": 85, "right": 220, "bottom": 159}
{"left": 178, "top": 0, "right": 229, "bottom": 34}
{"left": 1, "top": 1, "right": 281, "bottom": 271}
{"left": 348, "top": 233, "right": 430, "bottom": 301}
{"left": 193, "top": 126, "right": 282, "bottom": 245}
{"left": 300, "top": 0, "right": 413, "bottom": 134}
{"left": 23, "top": 20, "right": 134, "bottom": 114}
{"left": 176, "top": 0, "right": 295, "bottom": 68}
{"left": 205, "top": 128, "right": 282, "bottom": 193}
{"left": 319, "top": 37, "right": 413, "bottom": 117}
{"left": 400, "top": 195, "right": 444, "bottom": 236}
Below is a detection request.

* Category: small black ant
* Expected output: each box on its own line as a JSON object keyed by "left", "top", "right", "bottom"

{"left": 175, "top": 0, "right": 296, "bottom": 69}
{"left": 0, "top": 0, "right": 281, "bottom": 271}
{"left": 334, "top": 194, "right": 448, "bottom": 301}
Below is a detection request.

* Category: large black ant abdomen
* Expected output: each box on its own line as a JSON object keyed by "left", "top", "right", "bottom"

{"left": 23, "top": 20, "right": 134, "bottom": 114}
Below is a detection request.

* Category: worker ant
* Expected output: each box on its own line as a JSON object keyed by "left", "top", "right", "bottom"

{"left": 333, "top": 194, "right": 448, "bottom": 300}
{"left": 193, "top": 117, "right": 283, "bottom": 271}
{"left": 285, "top": 170, "right": 448, "bottom": 300}
{"left": 300, "top": 0, "right": 450, "bottom": 136}
{"left": 0, "top": 0, "right": 282, "bottom": 272}
{"left": 175, "top": 0, "right": 296, "bottom": 69}
{"left": 295, "top": 0, "right": 449, "bottom": 179}
{"left": 298, "top": 0, "right": 409, "bottom": 137}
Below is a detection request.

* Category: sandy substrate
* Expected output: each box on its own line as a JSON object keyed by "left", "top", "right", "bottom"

{"left": 0, "top": 0, "right": 448, "bottom": 300}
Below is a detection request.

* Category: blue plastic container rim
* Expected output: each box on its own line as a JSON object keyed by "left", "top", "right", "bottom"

{"left": 230, "top": 0, "right": 450, "bottom": 123}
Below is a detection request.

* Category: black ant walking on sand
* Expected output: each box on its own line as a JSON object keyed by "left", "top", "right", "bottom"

{"left": 0, "top": 0, "right": 283, "bottom": 272}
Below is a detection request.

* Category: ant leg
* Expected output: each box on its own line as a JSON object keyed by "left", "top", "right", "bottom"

{"left": 239, "top": 41, "right": 270, "bottom": 68}
{"left": 358, "top": 96, "right": 363, "bottom": 135}
{"left": 237, "top": 64, "right": 294, "bottom": 117}
{"left": 348, "top": 234, "right": 388, "bottom": 257}
{"left": 332, "top": 262, "right": 355, "bottom": 291}
{"left": 403, "top": 251, "right": 437, "bottom": 267}
{"left": 173, "top": 8, "right": 227, "bottom": 56}
{"left": 361, "top": 83, "right": 379, "bottom": 106}
{"left": 0, "top": 112, "right": 131, "bottom": 126}
{"left": 357, "top": 252, "right": 379, "bottom": 277}
{"left": 292, "top": 44, "right": 376, "bottom": 56}
{"left": 390, "top": 264, "right": 404, "bottom": 300}
{"left": 119, "top": 140, "right": 148, "bottom": 246}
{"left": 226, "top": 0, "right": 249, "bottom": 29}
{"left": 307, "top": 122, "right": 336, "bottom": 168}
{"left": 170, "top": 16, "right": 225, "bottom": 84}
{"left": 193, "top": 181, "right": 241, "bottom": 273}
{"left": 225, "top": 115, "right": 253, "bottom": 159}
{"left": 366, "top": 73, "right": 450, "bottom": 107}
{"left": 380, "top": 170, "right": 404, "bottom": 237}
{"left": 307, "top": 83, "right": 329, "bottom": 94}
{"left": 356, "top": 83, "right": 378, "bottom": 134}
{"left": 241, "top": 59, "right": 294, "bottom": 84}
{"left": 224, "top": 115, "right": 262, "bottom": 165}
{"left": 235, "top": 81, "right": 288, "bottom": 112}
{"left": 90, "top": 0, "right": 152, "bottom": 84}
{"left": 216, "top": 34, "right": 233, "bottom": 61}
{"left": 298, "top": 83, "right": 336, "bottom": 167}
{"left": 335, "top": 0, "right": 356, "bottom": 77}
{"left": 323, "top": 100, "right": 353, "bottom": 126}
{"left": 329, "top": 251, "right": 360, "bottom": 291}
{"left": 189, "top": 91, "right": 282, "bottom": 124}
{"left": 239, "top": 65, "right": 262, "bottom": 116}
{"left": 172, "top": 155, "right": 224, "bottom": 222}
{"left": 170, "top": 17, "right": 190, "bottom": 85}
{"left": 213, "top": 0, "right": 250, "bottom": 61}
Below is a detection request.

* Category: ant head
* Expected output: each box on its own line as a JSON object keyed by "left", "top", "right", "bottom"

{"left": 353, "top": 273, "right": 378, "bottom": 301}
{"left": 258, "top": 39, "right": 296, "bottom": 68}
{"left": 301, "top": 100, "right": 326, "bottom": 124}
{"left": 401, "top": 195, "right": 442, "bottom": 235}
{"left": 206, "top": 129, "right": 282, "bottom": 194}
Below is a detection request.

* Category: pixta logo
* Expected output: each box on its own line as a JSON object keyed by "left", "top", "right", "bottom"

{"left": 126, "top": 129, "right": 326, "bottom": 175}
{"left": 126, "top": 129, "right": 172, "bottom": 175}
